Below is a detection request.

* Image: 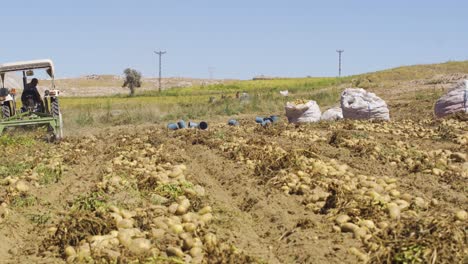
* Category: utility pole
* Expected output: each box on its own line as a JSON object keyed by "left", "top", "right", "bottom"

{"left": 208, "top": 67, "right": 215, "bottom": 80}
{"left": 154, "top": 51, "right": 166, "bottom": 92}
{"left": 336, "top": 49, "right": 344, "bottom": 77}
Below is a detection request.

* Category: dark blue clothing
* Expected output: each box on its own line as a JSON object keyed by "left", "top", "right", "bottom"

{"left": 21, "top": 85, "right": 42, "bottom": 105}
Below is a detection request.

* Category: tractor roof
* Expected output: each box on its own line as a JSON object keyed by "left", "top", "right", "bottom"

{"left": 0, "top": 59, "right": 55, "bottom": 78}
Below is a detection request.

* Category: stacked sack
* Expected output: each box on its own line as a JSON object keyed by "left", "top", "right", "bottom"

{"left": 434, "top": 80, "right": 468, "bottom": 118}
{"left": 285, "top": 100, "right": 321, "bottom": 123}
{"left": 340, "top": 88, "right": 390, "bottom": 120}
{"left": 321, "top": 106, "right": 343, "bottom": 121}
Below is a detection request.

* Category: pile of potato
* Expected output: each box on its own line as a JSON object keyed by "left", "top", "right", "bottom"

{"left": 48, "top": 132, "right": 226, "bottom": 263}
{"left": 333, "top": 133, "right": 467, "bottom": 177}
{"left": 209, "top": 128, "right": 468, "bottom": 262}
{"left": 0, "top": 151, "right": 64, "bottom": 214}
{"left": 281, "top": 130, "right": 327, "bottom": 142}
{"left": 454, "top": 132, "right": 468, "bottom": 145}
{"left": 331, "top": 118, "right": 467, "bottom": 143}
{"left": 352, "top": 120, "right": 438, "bottom": 139}
{"left": 219, "top": 137, "right": 289, "bottom": 171}
{"left": 63, "top": 200, "right": 216, "bottom": 263}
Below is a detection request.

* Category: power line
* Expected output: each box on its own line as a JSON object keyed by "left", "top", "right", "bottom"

{"left": 336, "top": 49, "right": 344, "bottom": 77}
{"left": 154, "top": 51, "right": 166, "bottom": 92}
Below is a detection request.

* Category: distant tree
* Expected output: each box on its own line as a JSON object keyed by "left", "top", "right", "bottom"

{"left": 122, "top": 68, "right": 142, "bottom": 96}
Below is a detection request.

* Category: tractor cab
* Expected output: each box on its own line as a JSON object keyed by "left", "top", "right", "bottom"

{"left": 0, "top": 59, "right": 63, "bottom": 140}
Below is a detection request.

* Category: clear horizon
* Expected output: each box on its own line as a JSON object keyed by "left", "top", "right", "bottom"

{"left": 1, "top": 0, "right": 467, "bottom": 79}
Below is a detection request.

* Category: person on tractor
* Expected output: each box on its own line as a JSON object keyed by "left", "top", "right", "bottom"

{"left": 21, "top": 78, "right": 44, "bottom": 112}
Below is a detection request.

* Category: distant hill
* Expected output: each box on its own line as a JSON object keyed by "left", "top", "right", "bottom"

{"left": 39, "top": 75, "right": 236, "bottom": 97}
{"left": 30, "top": 60, "right": 468, "bottom": 97}
{"left": 353, "top": 60, "right": 468, "bottom": 82}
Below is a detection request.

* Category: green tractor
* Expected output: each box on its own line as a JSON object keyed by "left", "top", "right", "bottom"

{"left": 0, "top": 59, "right": 63, "bottom": 140}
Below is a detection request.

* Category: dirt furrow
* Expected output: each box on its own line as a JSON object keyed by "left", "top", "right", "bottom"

{"left": 166, "top": 137, "right": 359, "bottom": 263}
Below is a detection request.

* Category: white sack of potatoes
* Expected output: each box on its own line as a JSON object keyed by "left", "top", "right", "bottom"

{"left": 434, "top": 80, "right": 468, "bottom": 118}
{"left": 321, "top": 106, "right": 343, "bottom": 121}
{"left": 340, "top": 88, "right": 390, "bottom": 120}
{"left": 285, "top": 100, "right": 321, "bottom": 123}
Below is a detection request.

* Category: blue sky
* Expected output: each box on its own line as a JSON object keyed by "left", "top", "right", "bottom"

{"left": 0, "top": 0, "right": 467, "bottom": 79}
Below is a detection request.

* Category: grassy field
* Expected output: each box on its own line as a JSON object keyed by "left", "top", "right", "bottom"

{"left": 57, "top": 60, "right": 468, "bottom": 133}
{"left": 60, "top": 77, "right": 347, "bottom": 132}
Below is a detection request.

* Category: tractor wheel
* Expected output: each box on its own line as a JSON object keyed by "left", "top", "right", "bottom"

{"left": 51, "top": 98, "right": 60, "bottom": 117}
{"left": 51, "top": 98, "right": 63, "bottom": 140}
{"left": 2, "top": 103, "right": 11, "bottom": 118}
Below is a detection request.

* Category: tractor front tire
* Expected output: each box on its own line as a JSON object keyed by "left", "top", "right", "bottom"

{"left": 2, "top": 103, "right": 11, "bottom": 118}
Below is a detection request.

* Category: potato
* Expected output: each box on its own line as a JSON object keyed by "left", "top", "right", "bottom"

{"left": 169, "top": 168, "right": 183, "bottom": 178}
{"left": 168, "top": 203, "right": 179, "bottom": 214}
{"left": 193, "top": 185, "right": 206, "bottom": 196}
{"left": 299, "top": 184, "right": 311, "bottom": 194}
{"left": 110, "top": 213, "right": 123, "bottom": 224}
{"left": 193, "top": 237, "right": 203, "bottom": 248}
{"left": 179, "top": 199, "right": 191, "bottom": 209}
{"left": 200, "top": 213, "right": 213, "bottom": 224}
{"left": 204, "top": 233, "right": 217, "bottom": 248}
{"left": 198, "top": 206, "right": 212, "bottom": 215}
{"left": 385, "top": 183, "right": 397, "bottom": 191}
{"left": 183, "top": 236, "right": 195, "bottom": 250}
{"left": 366, "top": 190, "right": 381, "bottom": 200}
{"left": 153, "top": 218, "right": 169, "bottom": 229}
{"left": 48, "top": 227, "right": 58, "bottom": 235}
{"left": 66, "top": 255, "right": 76, "bottom": 263}
{"left": 377, "top": 221, "right": 389, "bottom": 229}
{"left": 183, "top": 223, "right": 197, "bottom": 233}
{"left": 413, "top": 197, "right": 428, "bottom": 209}
{"left": 120, "top": 209, "right": 134, "bottom": 219}
{"left": 400, "top": 193, "right": 412, "bottom": 202}
{"left": 169, "top": 224, "right": 184, "bottom": 234}
{"left": 117, "top": 230, "right": 133, "bottom": 247}
{"left": 169, "top": 215, "right": 181, "bottom": 224}
{"left": 182, "top": 212, "right": 199, "bottom": 223}
{"left": 340, "top": 223, "right": 359, "bottom": 233}
{"left": 455, "top": 210, "right": 467, "bottom": 221}
{"left": 353, "top": 227, "right": 367, "bottom": 239}
{"left": 151, "top": 228, "right": 165, "bottom": 239}
{"left": 15, "top": 181, "right": 29, "bottom": 192}
{"left": 117, "top": 219, "right": 134, "bottom": 229}
{"left": 128, "top": 238, "right": 151, "bottom": 255}
{"left": 190, "top": 246, "right": 204, "bottom": 258}
{"left": 176, "top": 205, "right": 189, "bottom": 215}
{"left": 101, "top": 249, "right": 121, "bottom": 261}
{"left": 387, "top": 203, "right": 401, "bottom": 220}
{"left": 167, "top": 246, "right": 184, "bottom": 258}
{"left": 359, "top": 220, "right": 375, "bottom": 230}
{"left": 76, "top": 243, "right": 91, "bottom": 261}
{"left": 109, "top": 238, "right": 119, "bottom": 247}
{"left": 394, "top": 199, "right": 410, "bottom": 211}
{"left": 432, "top": 168, "right": 444, "bottom": 176}
{"left": 335, "top": 215, "right": 351, "bottom": 225}
{"left": 64, "top": 246, "right": 76, "bottom": 257}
